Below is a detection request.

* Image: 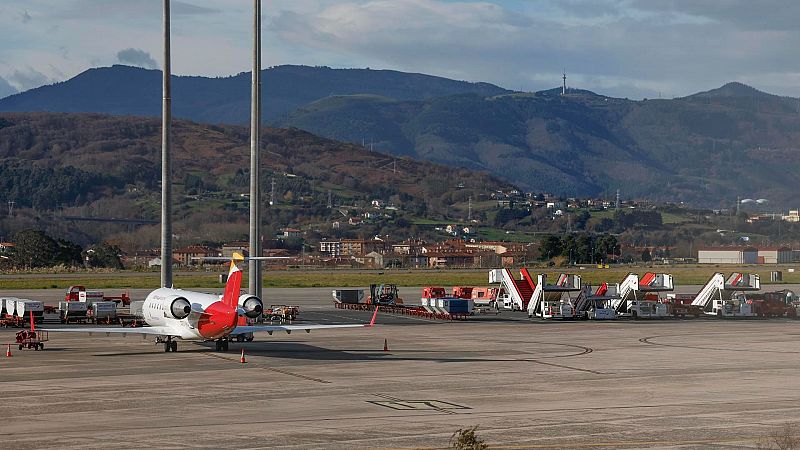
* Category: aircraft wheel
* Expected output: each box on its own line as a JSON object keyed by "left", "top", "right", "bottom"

{"left": 222, "top": 340, "right": 229, "bottom": 352}
{"left": 170, "top": 341, "right": 177, "bottom": 352}
{"left": 164, "top": 342, "right": 171, "bottom": 352}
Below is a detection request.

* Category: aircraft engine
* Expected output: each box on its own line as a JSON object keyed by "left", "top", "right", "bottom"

{"left": 170, "top": 297, "right": 191, "bottom": 320}
{"left": 238, "top": 294, "right": 263, "bottom": 318}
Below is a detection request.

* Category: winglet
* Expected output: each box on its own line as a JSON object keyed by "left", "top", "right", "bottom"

{"left": 365, "top": 306, "right": 379, "bottom": 327}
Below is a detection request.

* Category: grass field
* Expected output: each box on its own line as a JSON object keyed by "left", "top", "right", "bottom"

{"left": 1, "top": 265, "right": 798, "bottom": 290}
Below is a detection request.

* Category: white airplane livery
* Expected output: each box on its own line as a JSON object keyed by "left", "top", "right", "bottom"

{"left": 44, "top": 253, "right": 377, "bottom": 352}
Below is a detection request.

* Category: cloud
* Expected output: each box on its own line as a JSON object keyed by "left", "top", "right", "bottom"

{"left": 0, "top": 76, "right": 18, "bottom": 99}
{"left": 116, "top": 48, "right": 158, "bottom": 69}
{"left": 270, "top": 0, "right": 800, "bottom": 99}
{"left": 8, "top": 67, "right": 52, "bottom": 91}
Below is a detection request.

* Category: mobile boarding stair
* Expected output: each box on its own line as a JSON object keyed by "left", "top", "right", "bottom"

{"left": 527, "top": 273, "right": 581, "bottom": 319}
{"left": 574, "top": 283, "right": 620, "bottom": 320}
{"left": 609, "top": 273, "right": 672, "bottom": 318}
{"left": 488, "top": 268, "right": 536, "bottom": 311}
{"left": 691, "top": 272, "right": 760, "bottom": 318}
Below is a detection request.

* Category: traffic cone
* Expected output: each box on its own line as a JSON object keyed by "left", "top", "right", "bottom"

{"left": 6, "top": 344, "right": 12, "bottom": 358}
{"left": 240, "top": 348, "right": 247, "bottom": 364}
{"left": 383, "top": 338, "right": 389, "bottom": 352}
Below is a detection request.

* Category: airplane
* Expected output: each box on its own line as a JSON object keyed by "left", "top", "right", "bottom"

{"left": 43, "top": 253, "right": 377, "bottom": 352}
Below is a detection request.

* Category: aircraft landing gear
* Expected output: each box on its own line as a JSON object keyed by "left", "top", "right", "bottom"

{"left": 159, "top": 337, "right": 178, "bottom": 352}
{"left": 214, "top": 339, "right": 229, "bottom": 352}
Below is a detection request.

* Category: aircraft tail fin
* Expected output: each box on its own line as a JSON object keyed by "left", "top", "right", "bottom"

{"left": 222, "top": 252, "right": 245, "bottom": 309}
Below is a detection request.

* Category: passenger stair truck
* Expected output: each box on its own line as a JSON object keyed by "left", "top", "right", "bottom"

{"left": 691, "top": 272, "right": 759, "bottom": 318}
{"left": 575, "top": 283, "right": 619, "bottom": 320}
{"left": 488, "top": 268, "right": 536, "bottom": 311}
{"left": 527, "top": 273, "right": 581, "bottom": 319}
{"left": 610, "top": 273, "right": 672, "bottom": 318}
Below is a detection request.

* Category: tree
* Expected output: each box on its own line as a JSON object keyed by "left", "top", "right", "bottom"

{"left": 84, "top": 243, "right": 124, "bottom": 269}
{"left": 641, "top": 248, "right": 652, "bottom": 262}
{"left": 9, "top": 229, "right": 83, "bottom": 268}
{"left": 539, "top": 235, "right": 562, "bottom": 260}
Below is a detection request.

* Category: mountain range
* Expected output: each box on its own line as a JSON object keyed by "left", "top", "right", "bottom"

{"left": 2, "top": 65, "right": 799, "bottom": 206}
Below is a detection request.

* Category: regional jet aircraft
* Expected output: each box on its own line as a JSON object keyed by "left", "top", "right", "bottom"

{"left": 43, "top": 253, "right": 377, "bottom": 352}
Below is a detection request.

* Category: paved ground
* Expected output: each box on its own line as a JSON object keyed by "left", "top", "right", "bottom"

{"left": 1, "top": 288, "right": 800, "bottom": 449}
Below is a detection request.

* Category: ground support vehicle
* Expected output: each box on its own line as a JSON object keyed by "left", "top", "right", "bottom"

{"left": 15, "top": 328, "right": 48, "bottom": 351}
{"left": 87, "top": 301, "right": 118, "bottom": 324}
{"left": 664, "top": 295, "right": 703, "bottom": 318}
{"left": 488, "top": 268, "right": 535, "bottom": 311}
{"left": 334, "top": 298, "right": 469, "bottom": 320}
{"left": 264, "top": 305, "right": 299, "bottom": 322}
{"left": 750, "top": 290, "right": 797, "bottom": 318}
{"left": 527, "top": 273, "right": 581, "bottom": 320}
{"left": 368, "top": 284, "right": 404, "bottom": 306}
{"left": 574, "top": 283, "right": 618, "bottom": 320}
{"left": 691, "top": 273, "right": 759, "bottom": 318}
{"left": 65, "top": 285, "right": 131, "bottom": 306}
{"left": 421, "top": 286, "right": 447, "bottom": 313}
{"left": 58, "top": 301, "right": 89, "bottom": 324}
{"left": 611, "top": 273, "right": 672, "bottom": 319}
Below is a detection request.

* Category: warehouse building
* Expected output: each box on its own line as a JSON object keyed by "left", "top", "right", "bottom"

{"left": 756, "top": 247, "right": 792, "bottom": 264}
{"left": 697, "top": 247, "right": 758, "bottom": 264}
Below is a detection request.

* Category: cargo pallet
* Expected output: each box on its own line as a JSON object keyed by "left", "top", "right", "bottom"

{"left": 334, "top": 302, "right": 469, "bottom": 320}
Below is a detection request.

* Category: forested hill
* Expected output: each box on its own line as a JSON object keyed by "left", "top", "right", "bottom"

{"left": 0, "top": 112, "right": 509, "bottom": 211}
{"left": 278, "top": 83, "right": 800, "bottom": 206}
{"left": 0, "top": 65, "right": 509, "bottom": 124}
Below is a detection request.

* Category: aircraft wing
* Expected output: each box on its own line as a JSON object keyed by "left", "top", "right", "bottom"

{"left": 40, "top": 326, "right": 174, "bottom": 336}
{"left": 233, "top": 306, "right": 378, "bottom": 335}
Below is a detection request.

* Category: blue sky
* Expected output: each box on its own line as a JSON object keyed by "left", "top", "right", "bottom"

{"left": 1, "top": 0, "right": 798, "bottom": 99}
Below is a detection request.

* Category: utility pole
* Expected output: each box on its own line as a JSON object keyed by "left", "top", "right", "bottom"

{"left": 160, "top": 0, "right": 173, "bottom": 288}
{"left": 249, "top": 0, "right": 262, "bottom": 299}
{"left": 327, "top": 190, "right": 332, "bottom": 209}
{"left": 269, "top": 177, "right": 275, "bottom": 206}
{"left": 615, "top": 189, "right": 620, "bottom": 211}
{"left": 7, "top": 201, "right": 14, "bottom": 216}
{"left": 468, "top": 196, "right": 472, "bottom": 221}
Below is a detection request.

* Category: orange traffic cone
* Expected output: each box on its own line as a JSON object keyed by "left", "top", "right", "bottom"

{"left": 383, "top": 338, "right": 389, "bottom": 352}
{"left": 240, "top": 348, "right": 247, "bottom": 364}
{"left": 6, "top": 344, "right": 12, "bottom": 358}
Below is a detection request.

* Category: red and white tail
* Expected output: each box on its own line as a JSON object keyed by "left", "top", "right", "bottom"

{"left": 222, "top": 252, "right": 245, "bottom": 308}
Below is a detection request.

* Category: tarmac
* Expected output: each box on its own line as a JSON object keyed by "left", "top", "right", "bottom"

{"left": 2, "top": 287, "right": 800, "bottom": 449}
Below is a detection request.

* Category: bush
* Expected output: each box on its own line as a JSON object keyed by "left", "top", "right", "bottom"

{"left": 450, "top": 426, "right": 489, "bottom": 450}
{"left": 757, "top": 423, "right": 800, "bottom": 450}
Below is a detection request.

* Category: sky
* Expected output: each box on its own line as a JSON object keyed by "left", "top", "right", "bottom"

{"left": 1, "top": 0, "right": 799, "bottom": 100}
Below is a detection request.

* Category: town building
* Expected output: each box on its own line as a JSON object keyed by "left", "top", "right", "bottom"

{"left": 173, "top": 245, "right": 219, "bottom": 266}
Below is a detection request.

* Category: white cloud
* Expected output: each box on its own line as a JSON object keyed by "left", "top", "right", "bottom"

{"left": 117, "top": 48, "right": 158, "bottom": 69}
{"left": 0, "top": 76, "right": 18, "bottom": 99}
{"left": 0, "top": 0, "right": 798, "bottom": 99}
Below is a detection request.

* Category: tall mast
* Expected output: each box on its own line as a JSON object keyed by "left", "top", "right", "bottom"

{"left": 160, "top": 0, "right": 173, "bottom": 287}
{"left": 249, "top": 0, "right": 263, "bottom": 299}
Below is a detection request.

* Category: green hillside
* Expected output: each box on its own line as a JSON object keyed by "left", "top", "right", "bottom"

{"left": 279, "top": 83, "right": 800, "bottom": 205}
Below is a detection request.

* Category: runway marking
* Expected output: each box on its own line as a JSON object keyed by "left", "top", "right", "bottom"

{"left": 639, "top": 335, "right": 800, "bottom": 354}
{"left": 525, "top": 359, "right": 606, "bottom": 375}
{"left": 368, "top": 393, "right": 470, "bottom": 415}
{"left": 202, "top": 352, "right": 331, "bottom": 384}
{"left": 484, "top": 436, "right": 757, "bottom": 449}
